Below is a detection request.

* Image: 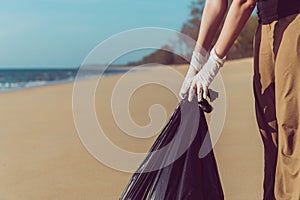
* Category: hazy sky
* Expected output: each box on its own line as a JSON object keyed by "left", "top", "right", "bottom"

{"left": 0, "top": 0, "right": 191, "bottom": 68}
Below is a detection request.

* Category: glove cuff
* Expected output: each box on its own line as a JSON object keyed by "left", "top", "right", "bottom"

{"left": 210, "top": 47, "right": 226, "bottom": 68}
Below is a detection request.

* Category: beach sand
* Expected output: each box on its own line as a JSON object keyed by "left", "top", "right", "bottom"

{"left": 0, "top": 58, "right": 263, "bottom": 199}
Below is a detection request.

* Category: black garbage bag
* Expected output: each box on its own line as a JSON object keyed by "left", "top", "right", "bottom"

{"left": 119, "top": 97, "right": 224, "bottom": 200}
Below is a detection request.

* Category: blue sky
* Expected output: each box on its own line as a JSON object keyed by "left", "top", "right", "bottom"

{"left": 0, "top": 0, "right": 191, "bottom": 68}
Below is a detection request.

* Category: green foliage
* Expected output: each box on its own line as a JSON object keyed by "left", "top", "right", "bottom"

{"left": 127, "top": 45, "right": 187, "bottom": 66}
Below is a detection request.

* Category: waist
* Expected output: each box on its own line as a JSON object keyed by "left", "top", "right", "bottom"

{"left": 257, "top": 0, "right": 300, "bottom": 24}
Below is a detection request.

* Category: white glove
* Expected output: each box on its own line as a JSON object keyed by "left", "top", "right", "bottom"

{"left": 188, "top": 48, "right": 226, "bottom": 102}
{"left": 179, "top": 48, "right": 209, "bottom": 99}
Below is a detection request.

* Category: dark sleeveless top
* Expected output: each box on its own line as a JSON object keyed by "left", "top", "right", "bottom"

{"left": 257, "top": 0, "right": 300, "bottom": 24}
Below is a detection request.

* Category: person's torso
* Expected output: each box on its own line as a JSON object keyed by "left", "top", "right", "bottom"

{"left": 257, "top": 0, "right": 300, "bottom": 24}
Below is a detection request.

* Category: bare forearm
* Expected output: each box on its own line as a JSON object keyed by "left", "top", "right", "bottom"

{"left": 195, "top": 0, "right": 228, "bottom": 52}
{"left": 214, "top": 0, "right": 256, "bottom": 58}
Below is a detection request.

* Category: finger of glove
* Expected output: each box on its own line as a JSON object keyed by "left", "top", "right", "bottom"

{"left": 202, "top": 85, "right": 209, "bottom": 99}
{"left": 188, "top": 79, "right": 196, "bottom": 102}
{"left": 197, "top": 82, "right": 203, "bottom": 102}
{"left": 179, "top": 85, "right": 186, "bottom": 99}
{"left": 179, "top": 79, "right": 191, "bottom": 99}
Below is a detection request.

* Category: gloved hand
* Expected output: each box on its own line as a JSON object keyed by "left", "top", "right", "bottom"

{"left": 188, "top": 48, "right": 226, "bottom": 102}
{"left": 179, "top": 49, "right": 209, "bottom": 99}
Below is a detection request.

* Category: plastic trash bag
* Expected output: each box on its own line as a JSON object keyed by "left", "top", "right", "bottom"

{"left": 119, "top": 97, "right": 224, "bottom": 200}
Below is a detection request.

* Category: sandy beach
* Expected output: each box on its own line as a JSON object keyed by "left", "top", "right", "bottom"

{"left": 0, "top": 58, "right": 264, "bottom": 200}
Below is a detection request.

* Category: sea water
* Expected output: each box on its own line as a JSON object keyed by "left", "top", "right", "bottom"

{"left": 0, "top": 68, "right": 129, "bottom": 92}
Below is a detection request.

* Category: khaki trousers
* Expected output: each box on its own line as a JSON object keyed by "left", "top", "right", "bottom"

{"left": 253, "top": 13, "right": 300, "bottom": 200}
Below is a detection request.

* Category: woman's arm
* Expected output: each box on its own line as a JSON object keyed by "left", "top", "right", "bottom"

{"left": 188, "top": 0, "right": 257, "bottom": 101}
{"left": 195, "top": 0, "right": 256, "bottom": 54}
{"left": 195, "top": 0, "right": 228, "bottom": 52}
{"left": 214, "top": 0, "right": 256, "bottom": 57}
{"left": 179, "top": 0, "right": 228, "bottom": 99}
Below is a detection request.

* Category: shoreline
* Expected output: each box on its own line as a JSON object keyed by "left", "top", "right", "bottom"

{"left": 0, "top": 67, "right": 135, "bottom": 94}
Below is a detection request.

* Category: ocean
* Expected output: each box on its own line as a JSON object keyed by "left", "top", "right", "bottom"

{"left": 0, "top": 68, "right": 129, "bottom": 92}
